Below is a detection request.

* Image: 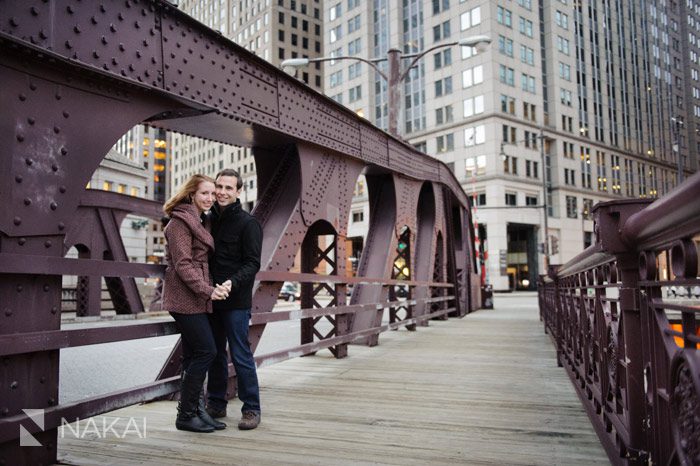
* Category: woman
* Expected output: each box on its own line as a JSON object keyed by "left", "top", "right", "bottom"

{"left": 162, "top": 174, "right": 229, "bottom": 433}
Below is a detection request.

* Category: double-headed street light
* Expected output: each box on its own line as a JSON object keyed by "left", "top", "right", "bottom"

{"left": 281, "top": 34, "right": 491, "bottom": 137}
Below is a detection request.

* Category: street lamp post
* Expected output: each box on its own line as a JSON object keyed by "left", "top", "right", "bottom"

{"left": 281, "top": 34, "right": 491, "bottom": 137}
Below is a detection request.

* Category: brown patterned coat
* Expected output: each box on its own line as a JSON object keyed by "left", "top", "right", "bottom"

{"left": 162, "top": 203, "right": 216, "bottom": 314}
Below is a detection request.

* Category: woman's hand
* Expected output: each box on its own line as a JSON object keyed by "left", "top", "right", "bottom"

{"left": 210, "top": 284, "right": 229, "bottom": 300}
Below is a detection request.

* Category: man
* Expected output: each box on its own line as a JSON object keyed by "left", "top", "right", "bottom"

{"left": 206, "top": 169, "right": 263, "bottom": 430}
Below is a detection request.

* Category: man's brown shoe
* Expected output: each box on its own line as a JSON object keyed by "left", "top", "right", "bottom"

{"left": 238, "top": 411, "right": 260, "bottom": 430}
{"left": 206, "top": 406, "right": 227, "bottom": 419}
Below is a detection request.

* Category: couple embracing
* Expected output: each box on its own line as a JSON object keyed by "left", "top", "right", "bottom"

{"left": 161, "top": 169, "right": 262, "bottom": 433}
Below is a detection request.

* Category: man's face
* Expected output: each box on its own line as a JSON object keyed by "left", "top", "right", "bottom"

{"left": 215, "top": 175, "right": 240, "bottom": 207}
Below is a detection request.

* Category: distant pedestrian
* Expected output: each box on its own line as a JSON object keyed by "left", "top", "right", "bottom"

{"left": 162, "top": 174, "right": 230, "bottom": 433}
{"left": 206, "top": 169, "right": 263, "bottom": 430}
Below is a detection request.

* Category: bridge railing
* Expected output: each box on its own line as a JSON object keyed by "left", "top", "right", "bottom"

{"left": 0, "top": 262, "right": 454, "bottom": 448}
{"left": 538, "top": 172, "right": 700, "bottom": 465}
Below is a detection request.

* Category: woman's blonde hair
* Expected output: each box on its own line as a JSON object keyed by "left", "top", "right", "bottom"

{"left": 163, "top": 174, "right": 215, "bottom": 216}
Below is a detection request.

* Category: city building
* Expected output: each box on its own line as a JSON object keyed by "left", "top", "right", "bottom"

{"left": 171, "top": 0, "right": 326, "bottom": 210}
{"left": 112, "top": 125, "right": 170, "bottom": 263}
{"left": 321, "top": 0, "right": 699, "bottom": 291}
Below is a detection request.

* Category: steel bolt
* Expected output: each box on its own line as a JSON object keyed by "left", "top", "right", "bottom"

{"left": 53, "top": 126, "right": 60, "bottom": 134}
{"left": 4, "top": 308, "right": 11, "bottom": 316}
{"left": 23, "top": 198, "right": 31, "bottom": 206}
{"left": 18, "top": 238, "right": 26, "bottom": 245}
{"left": 74, "top": 25, "right": 81, "bottom": 34}
{"left": 60, "top": 147, "right": 67, "bottom": 155}
{"left": 16, "top": 285, "right": 23, "bottom": 292}
{"left": 62, "top": 110, "right": 69, "bottom": 118}
{"left": 17, "top": 134, "right": 25, "bottom": 142}
{"left": 9, "top": 17, "right": 18, "bottom": 27}
{"left": 50, "top": 202, "right": 58, "bottom": 210}
{"left": 13, "top": 217, "right": 21, "bottom": 225}
{"left": 52, "top": 164, "right": 58, "bottom": 172}
{"left": 25, "top": 158, "right": 33, "bottom": 165}
{"left": 10, "top": 382, "right": 18, "bottom": 389}
{"left": 27, "top": 117, "right": 35, "bottom": 125}
{"left": 18, "top": 93, "right": 26, "bottom": 101}
{"left": 51, "top": 306, "right": 58, "bottom": 314}
{"left": 43, "top": 284, "right": 50, "bottom": 292}
{"left": 15, "top": 175, "right": 22, "bottom": 183}
{"left": 44, "top": 240, "right": 52, "bottom": 248}
{"left": 59, "top": 185, "right": 66, "bottom": 193}
{"left": 58, "top": 222, "right": 65, "bottom": 231}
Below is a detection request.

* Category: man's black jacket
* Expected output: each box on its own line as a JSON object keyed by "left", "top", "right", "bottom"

{"left": 209, "top": 200, "right": 262, "bottom": 310}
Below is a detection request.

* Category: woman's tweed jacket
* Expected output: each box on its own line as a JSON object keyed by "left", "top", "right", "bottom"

{"left": 162, "top": 203, "right": 216, "bottom": 314}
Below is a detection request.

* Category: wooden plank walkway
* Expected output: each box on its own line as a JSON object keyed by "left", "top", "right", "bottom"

{"left": 58, "top": 294, "right": 609, "bottom": 465}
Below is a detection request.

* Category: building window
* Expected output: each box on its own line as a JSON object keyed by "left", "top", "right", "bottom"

{"left": 435, "top": 105, "right": 454, "bottom": 125}
{"left": 460, "top": 7, "right": 481, "bottom": 30}
{"left": 500, "top": 95, "right": 516, "bottom": 114}
{"left": 432, "top": 0, "right": 450, "bottom": 15}
{"left": 348, "top": 38, "right": 361, "bottom": 55}
{"left": 434, "top": 76, "right": 453, "bottom": 97}
{"left": 499, "top": 65, "right": 515, "bottom": 86}
{"left": 520, "top": 45, "right": 535, "bottom": 65}
{"left": 464, "top": 125, "right": 486, "bottom": 146}
{"left": 433, "top": 20, "right": 451, "bottom": 42}
{"left": 329, "top": 24, "right": 342, "bottom": 42}
{"left": 329, "top": 3, "right": 342, "bottom": 21}
{"left": 518, "top": 17, "right": 533, "bottom": 37}
{"left": 525, "top": 195, "right": 538, "bottom": 205}
{"left": 497, "top": 6, "right": 512, "bottom": 27}
{"left": 498, "top": 35, "right": 514, "bottom": 57}
{"left": 433, "top": 49, "right": 452, "bottom": 69}
{"left": 525, "top": 160, "right": 539, "bottom": 178}
{"left": 436, "top": 133, "right": 455, "bottom": 153}
{"left": 349, "top": 85, "right": 362, "bottom": 102}
{"left": 462, "top": 65, "right": 483, "bottom": 88}
{"left": 348, "top": 14, "right": 361, "bottom": 33}
{"left": 465, "top": 155, "right": 486, "bottom": 177}
{"left": 505, "top": 192, "right": 517, "bottom": 206}
{"left": 352, "top": 211, "right": 364, "bottom": 222}
{"left": 463, "top": 95, "right": 484, "bottom": 117}
{"left": 330, "top": 70, "right": 343, "bottom": 87}
{"left": 566, "top": 196, "right": 578, "bottom": 218}
{"left": 348, "top": 62, "right": 362, "bottom": 79}
{"left": 503, "top": 156, "right": 518, "bottom": 175}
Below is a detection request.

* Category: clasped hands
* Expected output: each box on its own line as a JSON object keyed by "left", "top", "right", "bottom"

{"left": 210, "top": 279, "right": 232, "bottom": 300}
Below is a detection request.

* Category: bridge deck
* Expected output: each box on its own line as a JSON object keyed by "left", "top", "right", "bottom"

{"left": 58, "top": 294, "right": 608, "bottom": 465}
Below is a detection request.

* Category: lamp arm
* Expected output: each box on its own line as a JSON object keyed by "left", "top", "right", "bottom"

{"left": 309, "top": 56, "right": 389, "bottom": 81}
{"left": 397, "top": 42, "right": 459, "bottom": 82}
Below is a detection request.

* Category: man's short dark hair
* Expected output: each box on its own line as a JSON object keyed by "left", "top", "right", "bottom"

{"left": 215, "top": 168, "right": 243, "bottom": 189}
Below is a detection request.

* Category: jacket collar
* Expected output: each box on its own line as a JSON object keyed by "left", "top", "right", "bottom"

{"left": 169, "top": 203, "right": 215, "bottom": 250}
{"left": 213, "top": 200, "right": 241, "bottom": 218}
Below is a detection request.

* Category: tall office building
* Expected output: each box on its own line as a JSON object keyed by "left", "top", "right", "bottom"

{"left": 324, "top": 0, "right": 699, "bottom": 291}
{"left": 112, "top": 125, "right": 170, "bottom": 263}
{"left": 171, "top": 0, "right": 325, "bottom": 209}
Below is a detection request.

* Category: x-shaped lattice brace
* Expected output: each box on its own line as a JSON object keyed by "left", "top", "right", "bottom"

{"left": 390, "top": 226, "right": 414, "bottom": 329}
{"left": 300, "top": 226, "right": 348, "bottom": 358}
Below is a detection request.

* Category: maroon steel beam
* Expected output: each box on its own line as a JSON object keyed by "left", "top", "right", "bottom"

{"left": 0, "top": 1, "right": 471, "bottom": 209}
{"left": 0, "top": 321, "right": 178, "bottom": 356}
{"left": 621, "top": 171, "right": 700, "bottom": 250}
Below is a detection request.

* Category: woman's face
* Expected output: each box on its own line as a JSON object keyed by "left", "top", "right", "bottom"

{"left": 192, "top": 181, "right": 216, "bottom": 213}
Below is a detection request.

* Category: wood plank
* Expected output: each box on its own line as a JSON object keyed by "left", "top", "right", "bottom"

{"left": 58, "top": 296, "right": 610, "bottom": 465}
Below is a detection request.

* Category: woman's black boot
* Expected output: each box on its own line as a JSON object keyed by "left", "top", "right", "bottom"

{"left": 176, "top": 371, "right": 215, "bottom": 433}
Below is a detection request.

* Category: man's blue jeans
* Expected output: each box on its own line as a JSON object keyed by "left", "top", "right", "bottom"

{"left": 207, "top": 309, "right": 261, "bottom": 414}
